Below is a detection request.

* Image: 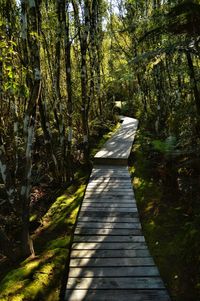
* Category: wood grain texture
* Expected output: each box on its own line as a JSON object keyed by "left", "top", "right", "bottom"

{"left": 70, "top": 249, "right": 150, "bottom": 258}
{"left": 65, "top": 289, "right": 171, "bottom": 301}
{"left": 68, "top": 266, "right": 160, "bottom": 278}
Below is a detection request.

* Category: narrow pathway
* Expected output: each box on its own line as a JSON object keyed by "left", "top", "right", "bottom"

{"left": 65, "top": 117, "right": 171, "bottom": 301}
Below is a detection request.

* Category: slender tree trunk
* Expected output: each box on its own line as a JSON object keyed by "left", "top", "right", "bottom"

{"left": 72, "top": 0, "right": 90, "bottom": 162}
{"left": 186, "top": 52, "right": 200, "bottom": 116}
{"left": 63, "top": 0, "right": 73, "bottom": 180}
{"left": 38, "top": 92, "right": 59, "bottom": 176}
{"left": 20, "top": 0, "right": 41, "bottom": 258}
{"left": 54, "top": 0, "right": 67, "bottom": 181}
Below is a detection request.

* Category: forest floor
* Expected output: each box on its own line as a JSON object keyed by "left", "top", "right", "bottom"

{"left": 1, "top": 122, "right": 200, "bottom": 301}
{"left": 0, "top": 122, "right": 119, "bottom": 301}
{"left": 129, "top": 129, "right": 200, "bottom": 301}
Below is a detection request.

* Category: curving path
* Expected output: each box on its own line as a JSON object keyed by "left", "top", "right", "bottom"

{"left": 65, "top": 117, "right": 171, "bottom": 301}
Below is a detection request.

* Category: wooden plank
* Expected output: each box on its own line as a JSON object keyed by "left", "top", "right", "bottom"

{"left": 67, "top": 276, "right": 165, "bottom": 290}
{"left": 94, "top": 118, "right": 138, "bottom": 161}
{"left": 85, "top": 192, "right": 134, "bottom": 196}
{"left": 74, "top": 228, "right": 142, "bottom": 236}
{"left": 72, "top": 242, "right": 148, "bottom": 250}
{"left": 69, "top": 257, "right": 155, "bottom": 267}
{"left": 73, "top": 235, "right": 145, "bottom": 243}
{"left": 86, "top": 189, "right": 134, "bottom": 193}
{"left": 76, "top": 221, "right": 142, "bottom": 229}
{"left": 86, "top": 186, "right": 133, "bottom": 190}
{"left": 81, "top": 203, "right": 137, "bottom": 208}
{"left": 80, "top": 207, "right": 138, "bottom": 213}
{"left": 90, "top": 172, "right": 130, "bottom": 178}
{"left": 91, "top": 168, "right": 129, "bottom": 173}
{"left": 68, "top": 266, "right": 160, "bottom": 278}
{"left": 65, "top": 289, "right": 171, "bottom": 301}
{"left": 88, "top": 180, "right": 132, "bottom": 184}
{"left": 90, "top": 175, "right": 130, "bottom": 179}
{"left": 87, "top": 182, "right": 132, "bottom": 186}
{"left": 78, "top": 211, "right": 139, "bottom": 218}
{"left": 84, "top": 197, "right": 136, "bottom": 202}
{"left": 77, "top": 216, "right": 140, "bottom": 223}
{"left": 84, "top": 196, "right": 136, "bottom": 201}
{"left": 82, "top": 198, "right": 137, "bottom": 206}
{"left": 86, "top": 185, "right": 133, "bottom": 189}
{"left": 70, "top": 249, "right": 150, "bottom": 258}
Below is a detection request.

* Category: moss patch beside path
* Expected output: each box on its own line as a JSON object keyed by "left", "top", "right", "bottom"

{"left": 0, "top": 122, "right": 120, "bottom": 301}
{"left": 129, "top": 131, "right": 200, "bottom": 301}
{"left": 0, "top": 180, "right": 86, "bottom": 301}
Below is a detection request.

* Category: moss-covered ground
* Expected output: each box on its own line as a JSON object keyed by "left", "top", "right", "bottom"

{"left": 129, "top": 130, "right": 200, "bottom": 301}
{"left": 0, "top": 122, "right": 119, "bottom": 301}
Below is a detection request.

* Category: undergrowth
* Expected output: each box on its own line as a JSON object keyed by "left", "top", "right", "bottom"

{"left": 129, "top": 130, "right": 200, "bottom": 301}
{"left": 0, "top": 122, "right": 119, "bottom": 301}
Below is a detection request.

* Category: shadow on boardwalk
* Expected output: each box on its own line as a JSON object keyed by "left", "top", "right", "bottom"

{"left": 64, "top": 117, "right": 171, "bottom": 301}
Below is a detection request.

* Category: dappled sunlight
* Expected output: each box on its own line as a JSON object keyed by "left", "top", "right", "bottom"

{"left": 0, "top": 181, "right": 87, "bottom": 301}
{"left": 65, "top": 117, "right": 170, "bottom": 301}
{"left": 0, "top": 241, "right": 69, "bottom": 300}
{"left": 94, "top": 117, "right": 138, "bottom": 160}
{"left": 33, "top": 184, "right": 86, "bottom": 237}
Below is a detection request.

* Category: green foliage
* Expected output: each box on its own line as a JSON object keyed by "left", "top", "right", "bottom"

{"left": 0, "top": 180, "right": 87, "bottom": 301}
{"left": 152, "top": 136, "right": 177, "bottom": 154}
{"left": 130, "top": 130, "right": 200, "bottom": 301}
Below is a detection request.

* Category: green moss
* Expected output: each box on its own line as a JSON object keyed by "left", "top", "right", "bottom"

{"left": 130, "top": 131, "right": 200, "bottom": 301}
{"left": 0, "top": 181, "right": 86, "bottom": 301}
{"left": 90, "top": 122, "right": 120, "bottom": 158}
{"left": 0, "top": 123, "right": 120, "bottom": 301}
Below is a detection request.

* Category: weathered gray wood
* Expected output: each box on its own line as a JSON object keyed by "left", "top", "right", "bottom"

{"left": 85, "top": 192, "right": 134, "bottom": 196}
{"left": 82, "top": 200, "right": 136, "bottom": 206}
{"left": 68, "top": 266, "right": 160, "bottom": 278}
{"left": 65, "top": 289, "right": 171, "bottom": 301}
{"left": 73, "top": 235, "right": 145, "bottom": 243}
{"left": 87, "top": 182, "right": 132, "bottom": 186}
{"left": 82, "top": 201, "right": 137, "bottom": 205}
{"left": 74, "top": 228, "right": 142, "bottom": 236}
{"left": 77, "top": 216, "right": 140, "bottom": 223}
{"left": 76, "top": 221, "right": 142, "bottom": 229}
{"left": 70, "top": 249, "right": 150, "bottom": 258}
{"left": 67, "top": 277, "right": 165, "bottom": 290}
{"left": 72, "top": 242, "right": 148, "bottom": 250}
{"left": 80, "top": 207, "right": 138, "bottom": 213}
{"left": 94, "top": 117, "right": 138, "bottom": 163}
{"left": 88, "top": 178, "right": 131, "bottom": 182}
{"left": 69, "top": 257, "right": 154, "bottom": 267}
{"left": 65, "top": 117, "right": 170, "bottom": 301}
{"left": 90, "top": 172, "right": 130, "bottom": 178}
{"left": 84, "top": 196, "right": 136, "bottom": 201}
{"left": 78, "top": 211, "right": 139, "bottom": 218}
{"left": 86, "top": 186, "right": 132, "bottom": 193}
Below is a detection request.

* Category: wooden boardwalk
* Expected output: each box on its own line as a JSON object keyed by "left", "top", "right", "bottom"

{"left": 65, "top": 117, "right": 171, "bottom": 301}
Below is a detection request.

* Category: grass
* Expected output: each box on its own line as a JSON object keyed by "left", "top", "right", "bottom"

{"left": 0, "top": 121, "right": 120, "bottom": 301}
{"left": 129, "top": 130, "right": 200, "bottom": 301}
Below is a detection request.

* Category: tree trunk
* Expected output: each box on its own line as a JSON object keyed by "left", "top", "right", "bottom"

{"left": 186, "top": 52, "right": 200, "bottom": 117}
{"left": 63, "top": 0, "right": 73, "bottom": 181}
{"left": 20, "top": 0, "right": 41, "bottom": 258}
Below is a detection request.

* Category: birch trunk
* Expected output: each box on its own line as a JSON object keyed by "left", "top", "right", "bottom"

{"left": 20, "top": 0, "right": 41, "bottom": 257}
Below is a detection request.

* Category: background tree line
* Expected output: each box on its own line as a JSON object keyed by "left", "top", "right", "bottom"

{"left": 1, "top": 0, "right": 200, "bottom": 299}
{"left": 0, "top": 0, "right": 114, "bottom": 260}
